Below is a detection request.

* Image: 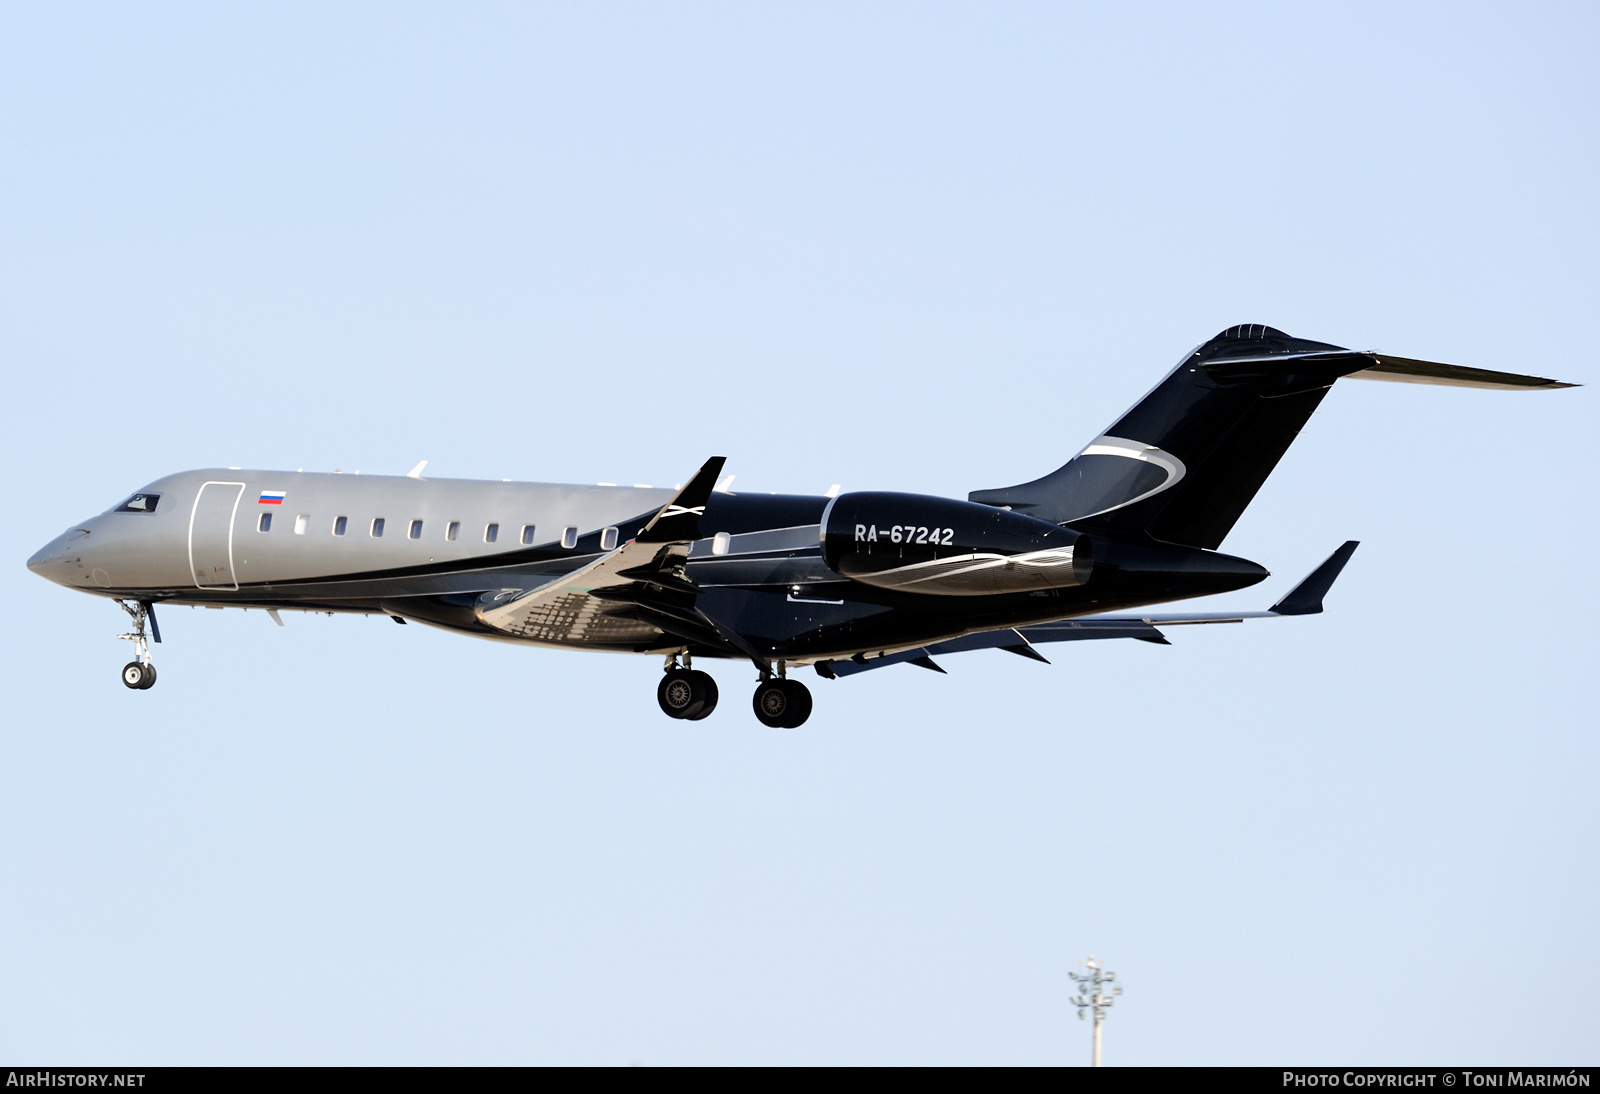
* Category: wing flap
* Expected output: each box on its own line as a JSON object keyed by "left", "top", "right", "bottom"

{"left": 816, "top": 621, "right": 1167, "bottom": 677}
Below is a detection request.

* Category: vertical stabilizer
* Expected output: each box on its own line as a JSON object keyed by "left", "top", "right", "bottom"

{"left": 969, "top": 326, "right": 1370, "bottom": 549}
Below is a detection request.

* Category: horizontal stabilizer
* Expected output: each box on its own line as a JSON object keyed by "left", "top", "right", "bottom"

{"left": 1347, "top": 356, "right": 1576, "bottom": 391}
{"left": 1270, "top": 541, "right": 1359, "bottom": 615}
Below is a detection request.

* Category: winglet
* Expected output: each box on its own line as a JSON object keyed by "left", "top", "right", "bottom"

{"left": 637, "top": 457, "right": 727, "bottom": 544}
{"left": 1270, "top": 541, "right": 1360, "bottom": 615}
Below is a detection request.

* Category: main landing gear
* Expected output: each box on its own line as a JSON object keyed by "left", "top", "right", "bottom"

{"left": 116, "top": 599, "right": 159, "bottom": 690}
{"left": 655, "top": 655, "right": 814, "bottom": 727}
{"left": 752, "top": 675, "right": 812, "bottom": 729}
{"left": 657, "top": 655, "right": 719, "bottom": 721}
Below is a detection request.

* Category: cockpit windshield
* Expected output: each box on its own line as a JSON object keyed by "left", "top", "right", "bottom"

{"left": 112, "top": 493, "right": 161, "bottom": 514}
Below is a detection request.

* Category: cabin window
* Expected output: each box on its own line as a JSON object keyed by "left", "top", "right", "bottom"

{"left": 258, "top": 512, "right": 272, "bottom": 533}
{"left": 333, "top": 516, "right": 348, "bottom": 536}
{"left": 371, "top": 517, "right": 385, "bottom": 538}
{"left": 484, "top": 523, "right": 499, "bottom": 543}
{"left": 409, "top": 520, "right": 423, "bottom": 540}
{"left": 601, "top": 527, "right": 619, "bottom": 551}
{"left": 294, "top": 514, "right": 309, "bottom": 536}
{"left": 446, "top": 521, "right": 460, "bottom": 542}
{"left": 712, "top": 531, "right": 731, "bottom": 556}
{"left": 521, "top": 524, "right": 537, "bottom": 546}
{"left": 113, "top": 493, "right": 161, "bottom": 514}
{"left": 561, "top": 526, "right": 579, "bottom": 549}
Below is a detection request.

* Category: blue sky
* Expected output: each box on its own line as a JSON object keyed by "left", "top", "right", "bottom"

{"left": 2, "top": 2, "right": 1595, "bottom": 1064}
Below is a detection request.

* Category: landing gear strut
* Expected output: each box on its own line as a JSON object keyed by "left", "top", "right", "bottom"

{"left": 657, "top": 654, "right": 718, "bottom": 720}
{"left": 752, "top": 663, "right": 812, "bottom": 728}
{"left": 116, "top": 599, "right": 160, "bottom": 690}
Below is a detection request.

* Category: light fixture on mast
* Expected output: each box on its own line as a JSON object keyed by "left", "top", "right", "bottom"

{"left": 1068, "top": 956, "right": 1123, "bottom": 1067}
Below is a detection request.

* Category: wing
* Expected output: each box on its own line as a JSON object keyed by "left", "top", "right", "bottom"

{"left": 474, "top": 456, "right": 765, "bottom": 666}
{"left": 817, "top": 541, "right": 1358, "bottom": 678}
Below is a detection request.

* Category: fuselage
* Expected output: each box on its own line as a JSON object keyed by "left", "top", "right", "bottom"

{"left": 26, "top": 467, "right": 1269, "bottom": 664}
{"left": 28, "top": 326, "right": 1571, "bottom": 722}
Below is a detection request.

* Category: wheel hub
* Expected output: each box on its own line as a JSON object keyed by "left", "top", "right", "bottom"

{"left": 665, "top": 679, "right": 694, "bottom": 709}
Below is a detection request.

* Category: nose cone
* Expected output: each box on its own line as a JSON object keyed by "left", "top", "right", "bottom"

{"left": 27, "top": 528, "right": 91, "bottom": 585}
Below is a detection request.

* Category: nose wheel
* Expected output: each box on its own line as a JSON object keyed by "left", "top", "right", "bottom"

{"left": 122, "top": 661, "right": 157, "bottom": 689}
{"left": 115, "top": 599, "right": 161, "bottom": 690}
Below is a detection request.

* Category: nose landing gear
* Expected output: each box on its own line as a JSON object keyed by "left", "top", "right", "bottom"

{"left": 115, "top": 599, "right": 160, "bottom": 690}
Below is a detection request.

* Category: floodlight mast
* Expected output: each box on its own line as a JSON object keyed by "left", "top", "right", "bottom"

{"left": 1067, "top": 956, "right": 1123, "bottom": 1067}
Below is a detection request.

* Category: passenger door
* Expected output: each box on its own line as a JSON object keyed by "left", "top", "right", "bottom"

{"left": 189, "top": 481, "right": 245, "bottom": 590}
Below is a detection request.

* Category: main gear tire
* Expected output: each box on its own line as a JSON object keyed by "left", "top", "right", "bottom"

{"left": 121, "top": 662, "right": 151, "bottom": 690}
{"left": 779, "top": 679, "right": 812, "bottom": 727}
{"left": 657, "top": 669, "right": 707, "bottom": 720}
{"left": 753, "top": 679, "right": 812, "bottom": 728}
{"left": 684, "top": 672, "right": 718, "bottom": 720}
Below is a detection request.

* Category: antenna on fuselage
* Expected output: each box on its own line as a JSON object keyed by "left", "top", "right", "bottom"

{"left": 406, "top": 461, "right": 427, "bottom": 479}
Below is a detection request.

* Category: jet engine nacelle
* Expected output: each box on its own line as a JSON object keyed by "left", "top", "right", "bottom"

{"left": 821, "top": 491, "right": 1092, "bottom": 596}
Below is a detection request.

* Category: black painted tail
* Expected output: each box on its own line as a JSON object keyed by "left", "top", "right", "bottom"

{"left": 971, "top": 324, "right": 1572, "bottom": 549}
{"left": 969, "top": 325, "right": 1370, "bottom": 550}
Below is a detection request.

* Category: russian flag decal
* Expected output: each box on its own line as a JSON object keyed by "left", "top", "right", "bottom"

{"left": 259, "top": 491, "right": 286, "bottom": 505}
